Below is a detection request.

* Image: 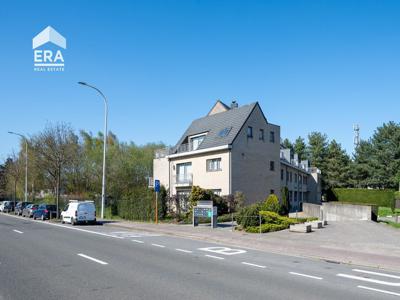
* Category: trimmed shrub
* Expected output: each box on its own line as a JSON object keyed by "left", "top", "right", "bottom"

{"left": 217, "top": 212, "right": 238, "bottom": 223}
{"left": 261, "top": 194, "right": 280, "bottom": 213}
{"left": 330, "top": 188, "right": 395, "bottom": 208}
{"left": 236, "top": 203, "right": 262, "bottom": 228}
{"left": 245, "top": 223, "right": 288, "bottom": 233}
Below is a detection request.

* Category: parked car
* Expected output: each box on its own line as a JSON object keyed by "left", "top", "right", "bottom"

{"left": 15, "top": 202, "right": 33, "bottom": 216}
{"left": 61, "top": 200, "right": 96, "bottom": 225}
{"left": 0, "top": 201, "right": 5, "bottom": 212}
{"left": 3, "top": 201, "right": 16, "bottom": 213}
{"left": 22, "top": 204, "right": 38, "bottom": 218}
{"left": 33, "top": 204, "right": 58, "bottom": 220}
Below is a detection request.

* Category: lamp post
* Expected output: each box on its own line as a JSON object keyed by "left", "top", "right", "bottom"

{"left": 8, "top": 131, "right": 28, "bottom": 202}
{"left": 78, "top": 82, "right": 108, "bottom": 219}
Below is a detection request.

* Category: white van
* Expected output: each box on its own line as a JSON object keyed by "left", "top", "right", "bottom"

{"left": 61, "top": 200, "right": 96, "bottom": 225}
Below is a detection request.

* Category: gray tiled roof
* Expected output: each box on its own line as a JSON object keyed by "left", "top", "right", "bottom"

{"left": 174, "top": 102, "right": 258, "bottom": 152}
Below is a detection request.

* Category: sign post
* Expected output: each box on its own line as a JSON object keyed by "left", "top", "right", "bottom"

{"left": 154, "top": 180, "right": 160, "bottom": 224}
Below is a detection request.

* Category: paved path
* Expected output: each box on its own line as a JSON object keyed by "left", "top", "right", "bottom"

{"left": 1, "top": 213, "right": 400, "bottom": 299}
{"left": 101, "top": 218, "right": 400, "bottom": 271}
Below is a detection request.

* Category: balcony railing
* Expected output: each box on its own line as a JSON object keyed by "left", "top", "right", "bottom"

{"left": 174, "top": 173, "right": 193, "bottom": 186}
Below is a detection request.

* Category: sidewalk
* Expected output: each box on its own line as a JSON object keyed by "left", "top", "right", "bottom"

{"left": 102, "top": 219, "right": 400, "bottom": 272}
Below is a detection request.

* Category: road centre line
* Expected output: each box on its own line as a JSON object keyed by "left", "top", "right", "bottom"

{"left": 13, "top": 229, "right": 23, "bottom": 234}
{"left": 77, "top": 253, "right": 108, "bottom": 265}
{"left": 358, "top": 285, "right": 400, "bottom": 297}
{"left": 241, "top": 262, "right": 266, "bottom": 269}
{"left": 289, "top": 272, "right": 323, "bottom": 280}
{"left": 132, "top": 240, "right": 144, "bottom": 244}
{"left": 337, "top": 273, "right": 400, "bottom": 286}
{"left": 353, "top": 269, "right": 400, "bottom": 279}
{"left": 175, "top": 249, "right": 192, "bottom": 253}
{"left": 205, "top": 255, "right": 224, "bottom": 260}
{"left": 151, "top": 243, "right": 166, "bottom": 248}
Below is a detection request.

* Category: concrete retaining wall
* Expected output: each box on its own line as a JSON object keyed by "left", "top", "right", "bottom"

{"left": 302, "top": 203, "right": 322, "bottom": 219}
{"left": 302, "top": 202, "right": 377, "bottom": 221}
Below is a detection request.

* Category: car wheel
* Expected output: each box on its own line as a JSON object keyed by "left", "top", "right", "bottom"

{"left": 61, "top": 216, "right": 65, "bottom": 224}
{"left": 71, "top": 218, "right": 76, "bottom": 226}
{"left": 33, "top": 216, "right": 36, "bottom": 220}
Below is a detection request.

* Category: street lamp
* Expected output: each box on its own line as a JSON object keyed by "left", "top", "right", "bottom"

{"left": 8, "top": 131, "right": 28, "bottom": 202}
{"left": 78, "top": 81, "right": 108, "bottom": 219}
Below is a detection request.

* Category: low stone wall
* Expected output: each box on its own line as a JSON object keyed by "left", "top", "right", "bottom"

{"left": 302, "top": 202, "right": 377, "bottom": 221}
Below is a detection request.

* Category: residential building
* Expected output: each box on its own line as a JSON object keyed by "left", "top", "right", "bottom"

{"left": 153, "top": 100, "right": 321, "bottom": 211}
{"left": 280, "top": 148, "right": 321, "bottom": 212}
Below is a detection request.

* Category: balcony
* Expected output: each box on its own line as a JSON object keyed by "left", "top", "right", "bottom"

{"left": 174, "top": 173, "right": 193, "bottom": 186}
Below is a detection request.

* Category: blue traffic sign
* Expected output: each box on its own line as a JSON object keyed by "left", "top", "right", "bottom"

{"left": 154, "top": 179, "right": 160, "bottom": 192}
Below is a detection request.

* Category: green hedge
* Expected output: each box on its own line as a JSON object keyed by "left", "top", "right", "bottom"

{"left": 330, "top": 188, "right": 395, "bottom": 208}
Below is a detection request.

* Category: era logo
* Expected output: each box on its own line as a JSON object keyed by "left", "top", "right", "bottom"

{"left": 32, "top": 26, "right": 66, "bottom": 71}
{"left": 34, "top": 50, "right": 64, "bottom": 63}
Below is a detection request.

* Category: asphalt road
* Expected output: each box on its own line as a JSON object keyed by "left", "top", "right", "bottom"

{"left": 1, "top": 213, "right": 400, "bottom": 300}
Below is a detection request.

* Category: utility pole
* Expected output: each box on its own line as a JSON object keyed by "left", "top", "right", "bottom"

{"left": 78, "top": 82, "right": 108, "bottom": 219}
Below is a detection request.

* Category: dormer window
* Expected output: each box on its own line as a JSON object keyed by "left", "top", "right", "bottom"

{"left": 190, "top": 133, "right": 206, "bottom": 151}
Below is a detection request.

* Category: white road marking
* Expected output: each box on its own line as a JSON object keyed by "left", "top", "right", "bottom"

{"left": 77, "top": 253, "right": 108, "bottom": 265}
{"left": 241, "top": 262, "right": 266, "bottom": 269}
{"left": 337, "top": 273, "right": 400, "bottom": 286}
{"left": 132, "top": 240, "right": 144, "bottom": 244}
{"left": 289, "top": 272, "right": 323, "bottom": 280}
{"left": 111, "top": 231, "right": 161, "bottom": 238}
{"left": 176, "top": 249, "right": 192, "bottom": 253}
{"left": 358, "top": 285, "right": 400, "bottom": 297}
{"left": 1, "top": 213, "right": 124, "bottom": 239}
{"left": 151, "top": 243, "right": 165, "bottom": 248}
{"left": 205, "top": 254, "right": 224, "bottom": 260}
{"left": 198, "top": 246, "right": 247, "bottom": 256}
{"left": 13, "top": 230, "right": 23, "bottom": 234}
{"left": 353, "top": 269, "right": 400, "bottom": 279}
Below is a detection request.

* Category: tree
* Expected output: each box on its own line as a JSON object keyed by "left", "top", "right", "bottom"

{"left": 0, "top": 162, "right": 7, "bottom": 200}
{"left": 293, "top": 136, "right": 306, "bottom": 161}
{"left": 4, "top": 155, "right": 23, "bottom": 206}
{"left": 307, "top": 132, "right": 328, "bottom": 170}
{"left": 32, "top": 123, "right": 79, "bottom": 217}
{"left": 370, "top": 121, "right": 400, "bottom": 189}
{"left": 325, "top": 140, "right": 351, "bottom": 188}
{"left": 282, "top": 138, "right": 293, "bottom": 152}
{"left": 351, "top": 140, "right": 374, "bottom": 188}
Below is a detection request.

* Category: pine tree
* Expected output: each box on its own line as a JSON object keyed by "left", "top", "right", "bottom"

{"left": 325, "top": 140, "right": 351, "bottom": 188}
{"left": 293, "top": 136, "right": 306, "bottom": 161}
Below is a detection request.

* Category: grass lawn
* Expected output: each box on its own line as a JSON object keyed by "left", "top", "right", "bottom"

{"left": 378, "top": 206, "right": 400, "bottom": 217}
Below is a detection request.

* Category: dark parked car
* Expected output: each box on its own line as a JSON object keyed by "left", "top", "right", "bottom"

{"left": 3, "top": 201, "right": 16, "bottom": 213}
{"left": 22, "top": 204, "right": 38, "bottom": 218}
{"left": 33, "top": 204, "right": 58, "bottom": 220}
{"left": 15, "top": 202, "right": 33, "bottom": 216}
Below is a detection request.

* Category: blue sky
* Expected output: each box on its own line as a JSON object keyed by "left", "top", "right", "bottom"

{"left": 1, "top": 0, "right": 399, "bottom": 161}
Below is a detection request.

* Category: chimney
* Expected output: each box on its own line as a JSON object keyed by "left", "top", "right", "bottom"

{"left": 231, "top": 100, "right": 238, "bottom": 109}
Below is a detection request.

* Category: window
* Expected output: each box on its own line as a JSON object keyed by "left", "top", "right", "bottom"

{"left": 218, "top": 127, "right": 232, "bottom": 138}
{"left": 295, "top": 174, "right": 298, "bottom": 183}
{"left": 190, "top": 135, "right": 206, "bottom": 151}
{"left": 269, "top": 131, "right": 275, "bottom": 143}
{"left": 206, "top": 158, "right": 222, "bottom": 172}
{"left": 270, "top": 161, "right": 275, "bottom": 171}
{"left": 281, "top": 169, "right": 284, "bottom": 180}
{"left": 289, "top": 191, "right": 293, "bottom": 202}
{"left": 304, "top": 176, "right": 308, "bottom": 185}
{"left": 176, "top": 162, "right": 192, "bottom": 184}
{"left": 247, "top": 126, "right": 253, "bottom": 138}
{"left": 294, "top": 191, "right": 298, "bottom": 202}
{"left": 286, "top": 170, "right": 289, "bottom": 182}
{"left": 289, "top": 172, "right": 292, "bottom": 182}
{"left": 259, "top": 129, "right": 264, "bottom": 141}
{"left": 212, "top": 189, "right": 222, "bottom": 196}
